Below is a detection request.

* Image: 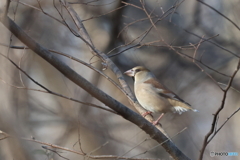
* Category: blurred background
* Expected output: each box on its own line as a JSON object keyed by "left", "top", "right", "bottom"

{"left": 0, "top": 0, "right": 239, "bottom": 160}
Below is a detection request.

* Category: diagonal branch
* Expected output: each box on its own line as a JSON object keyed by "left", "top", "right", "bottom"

{"left": 0, "top": 15, "right": 190, "bottom": 160}
{"left": 59, "top": 0, "right": 170, "bottom": 138}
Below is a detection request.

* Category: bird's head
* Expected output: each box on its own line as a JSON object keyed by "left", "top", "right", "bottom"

{"left": 124, "top": 66, "right": 148, "bottom": 77}
{"left": 124, "top": 66, "right": 153, "bottom": 82}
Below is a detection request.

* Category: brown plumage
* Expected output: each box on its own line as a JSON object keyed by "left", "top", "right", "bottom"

{"left": 124, "top": 66, "right": 198, "bottom": 125}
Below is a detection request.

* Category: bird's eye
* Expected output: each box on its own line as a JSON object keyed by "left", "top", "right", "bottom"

{"left": 135, "top": 69, "right": 140, "bottom": 72}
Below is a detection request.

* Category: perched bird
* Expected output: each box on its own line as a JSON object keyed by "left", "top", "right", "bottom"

{"left": 124, "top": 66, "right": 198, "bottom": 125}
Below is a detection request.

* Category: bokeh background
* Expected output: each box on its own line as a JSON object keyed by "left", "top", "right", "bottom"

{"left": 0, "top": 0, "right": 239, "bottom": 160}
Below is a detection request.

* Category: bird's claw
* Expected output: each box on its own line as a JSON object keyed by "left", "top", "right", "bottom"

{"left": 142, "top": 111, "right": 152, "bottom": 117}
{"left": 152, "top": 120, "right": 162, "bottom": 127}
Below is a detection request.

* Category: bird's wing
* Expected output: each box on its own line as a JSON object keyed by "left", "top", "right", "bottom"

{"left": 144, "top": 78, "right": 191, "bottom": 106}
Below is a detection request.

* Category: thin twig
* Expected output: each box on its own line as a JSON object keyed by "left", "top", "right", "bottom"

{"left": 0, "top": 130, "right": 163, "bottom": 160}
{"left": 183, "top": 29, "right": 240, "bottom": 58}
{"left": 199, "top": 58, "right": 240, "bottom": 160}
{"left": 197, "top": 0, "right": 240, "bottom": 31}
{"left": 82, "top": 5, "right": 127, "bottom": 22}
{"left": 190, "top": 37, "right": 224, "bottom": 91}
{"left": 69, "top": 0, "right": 117, "bottom": 6}
{"left": 208, "top": 107, "right": 240, "bottom": 143}
{"left": 42, "top": 146, "right": 70, "bottom": 160}
{"left": 130, "top": 127, "right": 187, "bottom": 158}
{"left": 0, "top": 52, "right": 117, "bottom": 114}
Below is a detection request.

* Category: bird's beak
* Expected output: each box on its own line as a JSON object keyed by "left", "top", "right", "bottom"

{"left": 124, "top": 69, "right": 135, "bottom": 77}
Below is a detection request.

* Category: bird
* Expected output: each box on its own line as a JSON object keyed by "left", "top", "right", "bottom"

{"left": 124, "top": 66, "right": 198, "bottom": 125}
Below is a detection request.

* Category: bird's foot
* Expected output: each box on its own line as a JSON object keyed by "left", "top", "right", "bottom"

{"left": 142, "top": 111, "right": 152, "bottom": 117}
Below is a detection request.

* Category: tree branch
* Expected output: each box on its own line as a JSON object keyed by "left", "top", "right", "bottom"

{"left": 59, "top": 0, "right": 170, "bottom": 140}
{"left": 0, "top": 15, "right": 190, "bottom": 160}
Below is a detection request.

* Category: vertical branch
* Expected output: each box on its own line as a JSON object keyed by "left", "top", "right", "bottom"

{"left": 198, "top": 58, "right": 240, "bottom": 160}
{"left": 3, "top": 0, "right": 11, "bottom": 16}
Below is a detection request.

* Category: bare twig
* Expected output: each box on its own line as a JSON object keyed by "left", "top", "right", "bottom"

{"left": 0, "top": 42, "right": 129, "bottom": 97}
{"left": 208, "top": 107, "right": 240, "bottom": 143}
{"left": 130, "top": 127, "right": 187, "bottom": 158}
{"left": 218, "top": 82, "right": 240, "bottom": 93}
{"left": 199, "top": 58, "right": 240, "bottom": 160}
{"left": 3, "top": 0, "right": 10, "bottom": 16}
{"left": 121, "top": 1, "right": 143, "bottom": 10}
{"left": 0, "top": 52, "right": 117, "bottom": 114}
{"left": 42, "top": 146, "right": 70, "bottom": 160}
{"left": 118, "top": 138, "right": 151, "bottom": 158}
{"left": 18, "top": 39, "right": 26, "bottom": 87}
{"left": 48, "top": 49, "right": 128, "bottom": 96}
{"left": 69, "top": 0, "right": 118, "bottom": 6}
{"left": 87, "top": 141, "right": 109, "bottom": 156}
{"left": 190, "top": 37, "right": 224, "bottom": 90}
{"left": 183, "top": 29, "right": 240, "bottom": 58}
{"left": 82, "top": 5, "right": 127, "bottom": 22}
{"left": 0, "top": 130, "right": 162, "bottom": 160}
{"left": 197, "top": 0, "right": 240, "bottom": 31}
{"left": 117, "top": 16, "right": 156, "bottom": 38}
{"left": 11, "top": 0, "right": 67, "bottom": 26}
{"left": 108, "top": 44, "right": 141, "bottom": 58}
{"left": 73, "top": 124, "right": 86, "bottom": 155}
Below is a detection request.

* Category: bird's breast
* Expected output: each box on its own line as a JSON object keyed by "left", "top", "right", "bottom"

{"left": 134, "top": 83, "right": 171, "bottom": 113}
